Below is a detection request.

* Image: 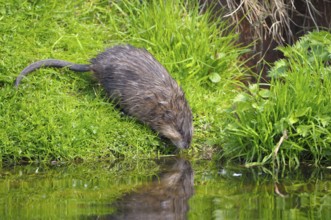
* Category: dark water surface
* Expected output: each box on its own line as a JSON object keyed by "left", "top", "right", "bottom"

{"left": 0, "top": 157, "right": 330, "bottom": 220}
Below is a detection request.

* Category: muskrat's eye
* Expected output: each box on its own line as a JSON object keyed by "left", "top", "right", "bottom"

{"left": 163, "top": 110, "right": 175, "bottom": 121}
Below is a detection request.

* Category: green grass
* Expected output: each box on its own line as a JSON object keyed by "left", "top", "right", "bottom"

{"left": 0, "top": 0, "right": 246, "bottom": 164}
{"left": 222, "top": 31, "right": 331, "bottom": 168}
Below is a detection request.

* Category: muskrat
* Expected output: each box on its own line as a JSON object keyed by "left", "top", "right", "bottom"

{"left": 104, "top": 158, "right": 194, "bottom": 220}
{"left": 15, "top": 45, "right": 193, "bottom": 149}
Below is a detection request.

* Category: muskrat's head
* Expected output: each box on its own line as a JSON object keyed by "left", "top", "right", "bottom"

{"left": 159, "top": 120, "right": 193, "bottom": 149}
{"left": 156, "top": 96, "right": 193, "bottom": 149}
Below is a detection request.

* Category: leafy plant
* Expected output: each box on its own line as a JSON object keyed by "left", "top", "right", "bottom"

{"left": 222, "top": 31, "right": 331, "bottom": 167}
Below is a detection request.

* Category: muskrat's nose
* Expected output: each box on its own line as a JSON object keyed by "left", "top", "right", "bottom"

{"left": 174, "top": 140, "right": 190, "bottom": 149}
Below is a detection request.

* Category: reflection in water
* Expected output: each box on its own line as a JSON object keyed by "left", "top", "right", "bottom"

{"left": 1, "top": 159, "right": 330, "bottom": 219}
{"left": 88, "top": 157, "right": 194, "bottom": 220}
{"left": 189, "top": 164, "right": 331, "bottom": 220}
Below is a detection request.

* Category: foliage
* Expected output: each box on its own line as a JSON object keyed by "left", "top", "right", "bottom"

{"left": 222, "top": 31, "right": 331, "bottom": 167}
{"left": 0, "top": 0, "right": 246, "bottom": 164}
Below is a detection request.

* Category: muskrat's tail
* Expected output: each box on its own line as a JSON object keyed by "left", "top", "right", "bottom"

{"left": 15, "top": 59, "right": 90, "bottom": 87}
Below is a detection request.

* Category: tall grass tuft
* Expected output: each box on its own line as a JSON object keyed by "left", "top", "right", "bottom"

{"left": 222, "top": 31, "right": 331, "bottom": 168}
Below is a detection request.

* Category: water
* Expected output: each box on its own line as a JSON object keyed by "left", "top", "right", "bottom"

{"left": 0, "top": 157, "right": 330, "bottom": 219}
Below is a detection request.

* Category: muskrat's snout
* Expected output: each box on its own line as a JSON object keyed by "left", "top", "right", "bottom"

{"left": 174, "top": 130, "right": 193, "bottom": 149}
{"left": 158, "top": 115, "right": 193, "bottom": 149}
{"left": 172, "top": 139, "right": 191, "bottom": 149}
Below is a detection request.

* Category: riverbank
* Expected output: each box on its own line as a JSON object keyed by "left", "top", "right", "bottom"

{"left": 0, "top": 0, "right": 246, "bottom": 164}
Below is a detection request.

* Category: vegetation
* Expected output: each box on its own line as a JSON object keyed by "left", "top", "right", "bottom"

{"left": 0, "top": 0, "right": 246, "bottom": 164}
{"left": 1, "top": 0, "right": 329, "bottom": 168}
{"left": 2, "top": 1, "right": 331, "bottom": 219}
{"left": 217, "top": 0, "right": 331, "bottom": 66}
{"left": 222, "top": 31, "right": 331, "bottom": 167}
